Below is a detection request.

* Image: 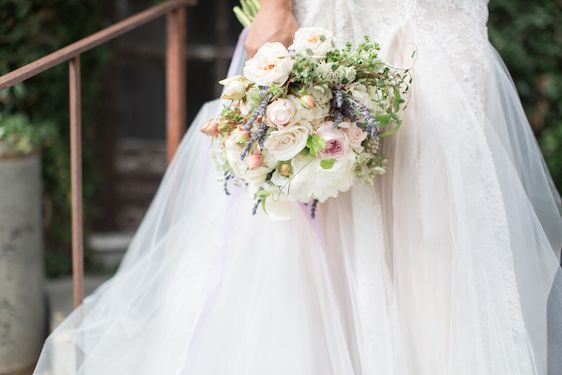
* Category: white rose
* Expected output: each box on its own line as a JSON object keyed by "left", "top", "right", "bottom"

{"left": 287, "top": 95, "right": 329, "bottom": 125}
{"left": 291, "top": 27, "right": 335, "bottom": 59}
{"left": 265, "top": 99, "right": 297, "bottom": 128}
{"left": 243, "top": 42, "right": 294, "bottom": 86}
{"left": 225, "top": 129, "right": 275, "bottom": 184}
{"left": 340, "top": 122, "right": 367, "bottom": 152}
{"left": 348, "top": 83, "right": 372, "bottom": 110}
{"left": 263, "top": 122, "right": 312, "bottom": 161}
{"left": 219, "top": 75, "right": 248, "bottom": 100}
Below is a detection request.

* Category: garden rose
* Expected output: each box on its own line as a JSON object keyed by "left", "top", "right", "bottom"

{"left": 263, "top": 122, "right": 312, "bottom": 161}
{"left": 316, "top": 122, "right": 350, "bottom": 159}
{"left": 341, "top": 122, "right": 367, "bottom": 152}
{"left": 291, "top": 27, "right": 335, "bottom": 59}
{"left": 243, "top": 42, "right": 293, "bottom": 86}
{"left": 265, "top": 99, "right": 296, "bottom": 128}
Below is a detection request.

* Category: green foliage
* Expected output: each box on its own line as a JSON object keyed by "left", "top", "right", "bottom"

{"left": 306, "top": 135, "right": 326, "bottom": 157}
{"left": 489, "top": 1, "right": 562, "bottom": 190}
{"left": 0, "top": 0, "right": 108, "bottom": 276}
{"left": 0, "top": 113, "right": 56, "bottom": 154}
{"left": 320, "top": 158, "right": 336, "bottom": 170}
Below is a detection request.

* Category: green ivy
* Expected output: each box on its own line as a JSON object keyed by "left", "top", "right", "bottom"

{"left": 489, "top": 0, "right": 562, "bottom": 191}
{"left": 0, "top": 0, "right": 108, "bottom": 276}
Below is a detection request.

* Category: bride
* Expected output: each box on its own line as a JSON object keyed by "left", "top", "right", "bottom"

{"left": 34, "top": 0, "right": 562, "bottom": 374}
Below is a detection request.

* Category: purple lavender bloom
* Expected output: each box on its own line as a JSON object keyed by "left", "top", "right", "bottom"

{"left": 310, "top": 199, "right": 319, "bottom": 219}
{"left": 241, "top": 122, "right": 269, "bottom": 160}
{"left": 243, "top": 92, "right": 271, "bottom": 131}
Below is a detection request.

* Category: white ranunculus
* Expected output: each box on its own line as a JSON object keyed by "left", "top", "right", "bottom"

{"left": 272, "top": 153, "right": 355, "bottom": 203}
{"left": 340, "top": 122, "right": 367, "bottom": 153}
{"left": 219, "top": 75, "right": 248, "bottom": 100}
{"left": 263, "top": 121, "right": 312, "bottom": 161}
{"left": 291, "top": 27, "right": 335, "bottom": 59}
{"left": 265, "top": 98, "right": 297, "bottom": 128}
{"left": 243, "top": 42, "right": 294, "bottom": 86}
{"left": 225, "top": 129, "right": 275, "bottom": 184}
{"left": 349, "top": 82, "right": 372, "bottom": 109}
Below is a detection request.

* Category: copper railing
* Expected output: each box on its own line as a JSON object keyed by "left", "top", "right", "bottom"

{"left": 0, "top": 0, "right": 196, "bottom": 307}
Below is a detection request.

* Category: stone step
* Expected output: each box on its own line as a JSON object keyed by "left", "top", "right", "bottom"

{"left": 45, "top": 275, "right": 112, "bottom": 332}
{"left": 88, "top": 232, "right": 133, "bottom": 269}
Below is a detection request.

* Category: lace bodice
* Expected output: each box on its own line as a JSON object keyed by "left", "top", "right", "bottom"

{"left": 294, "top": 0, "right": 491, "bottom": 115}
{"left": 294, "top": 0, "right": 489, "bottom": 46}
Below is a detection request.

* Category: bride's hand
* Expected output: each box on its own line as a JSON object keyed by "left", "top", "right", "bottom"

{"left": 245, "top": 0, "right": 299, "bottom": 57}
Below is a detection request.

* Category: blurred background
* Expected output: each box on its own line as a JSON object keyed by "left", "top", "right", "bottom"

{"left": 0, "top": 0, "right": 560, "bottom": 374}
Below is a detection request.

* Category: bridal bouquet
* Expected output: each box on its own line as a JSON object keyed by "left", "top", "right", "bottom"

{"left": 201, "top": 27, "right": 410, "bottom": 218}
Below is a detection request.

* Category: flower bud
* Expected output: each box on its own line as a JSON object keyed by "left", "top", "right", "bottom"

{"left": 200, "top": 119, "right": 219, "bottom": 137}
{"left": 247, "top": 152, "right": 263, "bottom": 170}
{"left": 300, "top": 94, "right": 316, "bottom": 109}
{"left": 278, "top": 163, "right": 292, "bottom": 177}
{"left": 237, "top": 130, "right": 251, "bottom": 145}
{"left": 222, "top": 80, "right": 247, "bottom": 100}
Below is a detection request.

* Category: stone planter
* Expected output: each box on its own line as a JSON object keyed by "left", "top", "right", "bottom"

{"left": 0, "top": 142, "right": 45, "bottom": 374}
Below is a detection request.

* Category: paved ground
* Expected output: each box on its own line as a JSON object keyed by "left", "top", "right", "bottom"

{"left": 45, "top": 275, "right": 112, "bottom": 332}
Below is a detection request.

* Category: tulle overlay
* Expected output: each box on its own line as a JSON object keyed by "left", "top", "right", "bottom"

{"left": 34, "top": 1, "right": 562, "bottom": 374}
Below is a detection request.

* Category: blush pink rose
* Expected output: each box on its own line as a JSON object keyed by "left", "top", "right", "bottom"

{"left": 340, "top": 121, "right": 367, "bottom": 152}
{"left": 316, "top": 122, "right": 349, "bottom": 159}
{"left": 265, "top": 99, "right": 296, "bottom": 128}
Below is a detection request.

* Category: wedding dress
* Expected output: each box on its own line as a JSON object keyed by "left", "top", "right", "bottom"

{"left": 33, "top": 1, "right": 562, "bottom": 374}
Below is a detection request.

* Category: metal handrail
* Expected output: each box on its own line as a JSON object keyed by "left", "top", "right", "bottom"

{"left": 0, "top": 0, "right": 197, "bottom": 307}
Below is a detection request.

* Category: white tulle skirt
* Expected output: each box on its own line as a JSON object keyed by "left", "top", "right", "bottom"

{"left": 33, "top": 8, "right": 562, "bottom": 375}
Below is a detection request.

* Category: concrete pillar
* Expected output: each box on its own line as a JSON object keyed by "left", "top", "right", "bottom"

{"left": 0, "top": 143, "right": 45, "bottom": 374}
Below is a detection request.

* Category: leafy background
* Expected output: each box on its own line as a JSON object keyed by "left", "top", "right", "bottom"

{"left": 0, "top": 0, "right": 108, "bottom": 276}
{"left": 489, "top": 0, "right": 562, "bottom": 190}
{"left": 0, "top": 0, "right": 560, "bottom": 276}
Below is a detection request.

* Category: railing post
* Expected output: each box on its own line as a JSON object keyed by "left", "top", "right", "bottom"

{"left": 166, "top": 8, "right": 187, "bottom": 163}
{"left": 69, "top": 56, "right": 84, "bottom": 308}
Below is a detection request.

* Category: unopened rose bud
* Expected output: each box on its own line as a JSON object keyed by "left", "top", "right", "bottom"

{"left": 237, "top": 130, "right": 251, "bottom": 145}
{"left": 247, "top": 152, "right": 263, "bottom": 170}
{"left": 200, "top": 119, "right": 219, "bottom": 137}
{"left": 221, "top": 80, "right": 247, "bottom": 100}
{"left": 300, "top": 95, "right": 316, "bottom": 109}
{"left": 278, "top": 163, "right": 292, "bottom": 177}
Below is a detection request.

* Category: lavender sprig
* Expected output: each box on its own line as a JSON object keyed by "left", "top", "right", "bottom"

{"left": 348, "top": 98, "right": 379, "bottom": 140}
{"left": 251, "top": 199, "right": 261, "bottom": 215}
{"left": 334, "top": 88, "right": 345, "bottom": 109}
{"left": 331, "top": 88, "right": 346, "bottom": 128}
{"left": 310, "top": 199, "right": 319, "bottom": 219}
{"left": 223, "top": 172, "right": 232, "bottom": 196}
{"left": 243, "top": 92, "right": 271, "bottom": 131}
{"left": 240, "top": 122, "right": 268, "bottom": 160}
